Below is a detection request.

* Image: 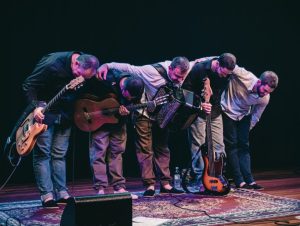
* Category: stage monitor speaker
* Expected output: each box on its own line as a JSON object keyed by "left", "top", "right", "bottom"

{"left": 60, "top": 193, "right": 132, "bottom": 226}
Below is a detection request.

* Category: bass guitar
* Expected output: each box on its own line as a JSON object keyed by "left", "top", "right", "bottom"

{"left": 16, "top": 76, "right": 85, "bottom": 156}
{"left": 202, "top": 77, "right": 230, "bottom": 195}
{"left": 74, "top": 94, "right": 168, "bottom": 132}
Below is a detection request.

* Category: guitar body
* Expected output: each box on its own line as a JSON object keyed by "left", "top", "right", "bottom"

{"left": 16, "top": 112, "right": 48, "bottom": 156}
{"left": 14, "top": 76, "right": 85, "bottom": 157}
{"left": 74, "top": 98, "right": 120, "bottom": 132}
{"left": 202, "top": 152, "right": 230, "bottom": 195}
{"left": 201, "top": 77, "right": 230, "bottom": 195}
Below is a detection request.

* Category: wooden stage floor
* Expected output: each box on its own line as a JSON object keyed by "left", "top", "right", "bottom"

{"left": 1, "top": 168, "right": 300, "bottom": 226}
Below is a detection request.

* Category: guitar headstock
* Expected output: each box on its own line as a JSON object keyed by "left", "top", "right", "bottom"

{"left": 66, "top": 76, "right": 85, "bottom": 90}
{"left": 202, "top": 77, "right": 213, "bottom": 103}
{"left": 146, "top": 94, "right": 169, "bottom": 113}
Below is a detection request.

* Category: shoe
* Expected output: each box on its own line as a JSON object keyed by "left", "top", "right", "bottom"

{"left": 114, "top": 188, "right": 139, "bottom": 200}
{"left": 143, "top": 189, "right": 155, "bottom": 197}
{"left": 130, "top": 194, "right": 139, "bottom": 200}
{"left": 160, "top": 187, "right": 184, "bottom": 194}
{"left": 98, "top": 189, "right": 105, "bottom": 195}
{"left": 56, "top": 197, "right": 72, "bottom": 205}
{"left": 42, "top": 199, "right": 59, "bottom": 209}
{"left": 236, "top": 184, "right": 254, "bottom": 189}
{"left": 249, "top": 183, "right": 264, "bottom": 190}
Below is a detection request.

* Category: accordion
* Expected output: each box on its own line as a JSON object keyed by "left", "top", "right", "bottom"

{"left": 150, "top": 85, "right": 201, "bottom": 130}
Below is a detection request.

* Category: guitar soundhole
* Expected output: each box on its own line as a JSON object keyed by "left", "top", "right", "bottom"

{"left": 83, "top": 107, "right": 92, "bottom": 124}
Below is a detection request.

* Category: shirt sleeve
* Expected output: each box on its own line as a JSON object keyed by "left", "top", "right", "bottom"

{"left": 22, "top": 65, "right": 51, "bottom": 103}
{"left": 193, "top": 56, "right": 216, "bottom": 62}
{"left": 107, "top": 62, "right": 166, "bottom": 88}
{"left": 250, "top": 95, "right": 270, "bottom": 129}
{"left": 232, "top": 66, "right": 258, "bottom": 91}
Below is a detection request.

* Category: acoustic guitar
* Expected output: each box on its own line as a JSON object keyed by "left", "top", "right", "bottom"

{"left": 202, "top": 77, "right": 230, "bottom": 195}
{"left": 16, "top": 76, "right": 85, "bottom": 156}
{"left": 74, "top": 94, "right": 168, "bottom": 132}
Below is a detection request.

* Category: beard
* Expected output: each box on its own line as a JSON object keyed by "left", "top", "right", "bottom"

{"left": 256, "top": 85, "right": 265, "bottom": 97}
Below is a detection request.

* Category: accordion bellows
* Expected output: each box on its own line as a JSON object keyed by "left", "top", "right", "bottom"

{"left": 152, "top": 86, "right": 200, "bottom": 130}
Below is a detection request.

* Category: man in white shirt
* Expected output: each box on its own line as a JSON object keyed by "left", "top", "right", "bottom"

{"left": 221, "top": 68, "right": 278, "bottom": 190}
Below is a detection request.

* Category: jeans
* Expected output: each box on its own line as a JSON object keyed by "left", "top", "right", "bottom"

{"left": 33, "top": 124, "right": 71, "bottom": 202}
{"left": 188, "top": 115, "right": 225, "bottom": 182}
{"left": 89, "top": 124, "right": 127, "bottom": 191}
{"left": 223, "top": 113, "right": 254, "bottom": 186}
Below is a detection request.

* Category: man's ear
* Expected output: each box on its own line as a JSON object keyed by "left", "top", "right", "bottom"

{"left": 75, "top": 60, "right": 81, "bottom": 67}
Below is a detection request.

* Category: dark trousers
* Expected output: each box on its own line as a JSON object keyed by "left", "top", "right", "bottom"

{"left": 223, "top": 114, "right": 254, "bottom": 186}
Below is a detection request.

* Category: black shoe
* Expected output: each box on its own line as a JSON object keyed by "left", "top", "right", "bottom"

{"left": 160, "top": 187, "right": 184, "bottom": 194}
{"left": 143, "top": 189, "right": 155, "bottom": 197}
{"left": 249, "top": 183, "right": 264, "bottom": 190}
{"left": 236, "top": 184, "right": 254, "bottom": 189}
{"left": 42, "top": 199, "right": 59, "bottom": 209}
{"left": 56, "top": 197, "right": 73, "bottom": 205}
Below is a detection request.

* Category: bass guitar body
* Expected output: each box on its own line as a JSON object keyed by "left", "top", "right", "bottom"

{"left": 74, "top": 98, "right": 120, "bottom": 132}
{"left": 201, "top": 77, "right": 230, "bottom": 195}
{"left": 202, "top": 150, "right": 230, "bottom": 195}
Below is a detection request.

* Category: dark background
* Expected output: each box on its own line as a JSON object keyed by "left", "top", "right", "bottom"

{"left": 1, "top": 0, "right": 299, "bottom": 185}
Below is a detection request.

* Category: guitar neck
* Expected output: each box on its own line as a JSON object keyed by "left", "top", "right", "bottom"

{"left": 127, "top": 102, "right": 149, "bottom": 111}
{"left": 42, "top": 86, "right": 68, "bottom": 113}
{"left": 205, "top": 114, "right": 215, "bottom": 172}
{"left": 101, "top": 102, "right": 150, "bottom": 115}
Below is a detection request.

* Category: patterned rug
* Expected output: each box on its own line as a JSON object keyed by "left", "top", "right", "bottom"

{"left": 1, "top": 189, "right": 300, "bottom": 226}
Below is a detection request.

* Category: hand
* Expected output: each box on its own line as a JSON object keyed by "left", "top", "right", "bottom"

{"left": 96, "top": 64, "right": 109, "bottom": 80}
{"left": 201, "top": 102, "right": 212, "bottom": 114}
{"left": 33, "top": 107, "right": 45, "bottom": 123}
{"left": 119, "top": 105, "right": 130, "bottom": 116}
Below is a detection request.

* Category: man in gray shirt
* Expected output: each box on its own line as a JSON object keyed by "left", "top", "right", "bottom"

{"left": 221, "top": 67, "right": 278, "bottom": 190}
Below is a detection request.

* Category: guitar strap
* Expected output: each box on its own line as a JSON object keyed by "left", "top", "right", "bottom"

{"left": 151, "top": 63, "right": 184, "bottom": 101}
{"left": 151, "top": 63, "right": 173, "bottom": 88}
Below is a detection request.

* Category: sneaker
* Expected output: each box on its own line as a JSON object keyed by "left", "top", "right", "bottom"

{"left": 249, "top": 183, "right": 264, "bottom": 190}
{"left": 98, "top": 189, "right": 105, "bottom": 195}
{"left": 160, "top": 186, "right": 184, "bottom": 194}
{"left": 236, "top": 184, "right": 254, "bottom": 189}
{"left": 186, "top": 182, "right": 206, "bottom": 193}
{"left": 42, "top": 199, "right": 59, "bottom": 209}
{"left": 130, "top": 194, "right": 139, "bottom": 200}
{"left": 114, "top": 188, "right": 139, "bottom": 200}
{"left": 56, "top": 197, "right": 72, "bottom": 205}
{"left": 143, "top": 189, "right": 155, "bottom": 197}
